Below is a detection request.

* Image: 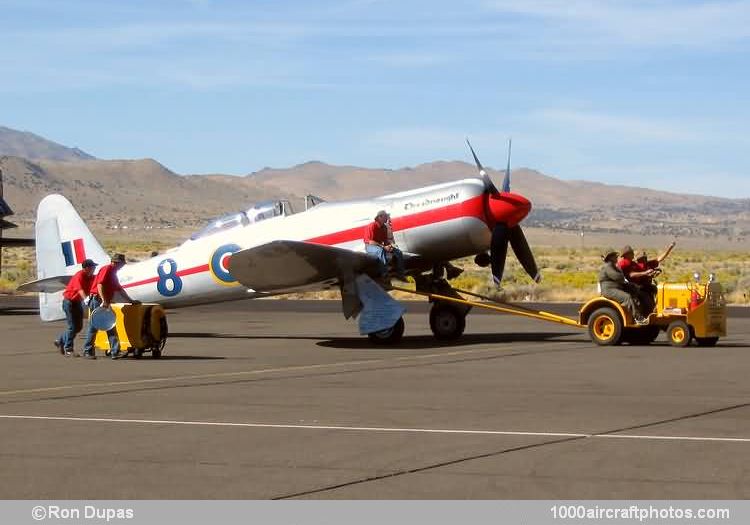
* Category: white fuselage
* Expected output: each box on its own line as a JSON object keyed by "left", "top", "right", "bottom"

{"left": 118, "top": 179, "right": 492, "bottom": 307}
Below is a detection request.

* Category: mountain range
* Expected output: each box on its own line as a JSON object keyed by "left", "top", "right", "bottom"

{"left": 1, "top": 125, "right": 748, "bottom": 242}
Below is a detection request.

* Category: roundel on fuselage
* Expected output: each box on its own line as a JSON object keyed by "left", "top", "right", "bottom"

{"left": 209, "top": 243, "right": 242, "bottom": 285}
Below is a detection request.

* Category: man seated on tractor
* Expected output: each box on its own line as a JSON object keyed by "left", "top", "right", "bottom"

{"left": 617, "top": 245, "right": 655, "bottom": 314}
{"left": 599, "top": 249, "right": 648, "bottom": 324}
{"left": 632, "top": 241, "right": 676, "bottom": 297}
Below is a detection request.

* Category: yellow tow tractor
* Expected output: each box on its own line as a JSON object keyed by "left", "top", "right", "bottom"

{"left": 581, "top": 278, "right": 726, "bottom": 347}
{"left": 391, "top": 275, "right": 726, "bottom": 347}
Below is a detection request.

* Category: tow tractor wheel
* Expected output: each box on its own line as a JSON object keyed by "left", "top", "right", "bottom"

{"left": 429, "top": 304, "right": 466, "bottom": 341}
{"left": 695, "top": 336, "right": 719, "bottom": 347}
{"left": 667, "top": 320, "right": 692, "bottom": 347}
{"left": 367, "top": 317, "right": 405, "bottom": 345}
{"left": 588, "top": 307, "right": 623, "bottom": 346}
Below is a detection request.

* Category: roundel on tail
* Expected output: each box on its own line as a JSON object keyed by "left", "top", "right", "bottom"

{"left": 209, "top": 243, "right": 242, "bottom": 285}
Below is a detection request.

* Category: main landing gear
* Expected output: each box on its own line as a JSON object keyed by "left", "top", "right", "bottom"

{"left": 366, "top": 272, "right": 471, "bottom": 345}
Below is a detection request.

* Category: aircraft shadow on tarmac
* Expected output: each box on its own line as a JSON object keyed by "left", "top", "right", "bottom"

{"left": 170, "top": 331, "right": 580, "bottom": 350}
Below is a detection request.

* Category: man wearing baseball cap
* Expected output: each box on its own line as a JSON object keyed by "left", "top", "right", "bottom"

{"left": 81, "top": 253, "right": 137, "bottom": 359}
{"left": 54, "top": 259, "right": 98, "bottom": 357}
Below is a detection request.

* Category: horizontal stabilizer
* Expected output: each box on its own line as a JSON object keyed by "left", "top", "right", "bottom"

{"left": 229, "top": 240, "right": 381, "bottom": 293}
{"left": 0, "top": 236, "right": 35, "bottom": 247}
{"left": 17, "top": 275, "right": 72, "bottom": 293}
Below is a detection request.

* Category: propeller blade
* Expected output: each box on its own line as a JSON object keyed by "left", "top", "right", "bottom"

{"left": 466, "top": 138, "right": 499, "bottom": 194}
{"left": 509, "top": 225, "right": 541, "bottom": 282}
{"left": 490, "top": 223, "right": 509, "bottom": 285}
{"left": 501, "top": 138, "right": 512, "bottom": 192}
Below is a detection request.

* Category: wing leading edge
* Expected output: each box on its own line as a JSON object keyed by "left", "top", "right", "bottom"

{"left": 228, "top": 240, "right": 382, "bottom": 293}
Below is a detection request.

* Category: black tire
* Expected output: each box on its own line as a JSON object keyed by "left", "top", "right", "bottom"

{"left": 667, "top": 320, "right": 692, "bottom": 347}
{"left": 367, "top": 317, "right": 405, "bottom": 345}
{"left": 429, "top": 303, "right": 466, "bottom": 341}
{"left": 623, "top": 326, "right": 660, "bottom": 345}
{"left": 695, "top": 336, "right": 719, "bottom": 347}
{"left": 588, "top": 307, "right": 623, "bottom": 346}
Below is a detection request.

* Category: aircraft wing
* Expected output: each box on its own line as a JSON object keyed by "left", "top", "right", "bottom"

{"left": 17, "top": 275, "right": 72, "bottom": 293}
{"left": 228, "top": 240, "right": 383, "bottom": 293}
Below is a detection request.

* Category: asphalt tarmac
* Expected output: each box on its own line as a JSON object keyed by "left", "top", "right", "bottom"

{"left": 1, "top": 296, "right": 749, "bottom": 499}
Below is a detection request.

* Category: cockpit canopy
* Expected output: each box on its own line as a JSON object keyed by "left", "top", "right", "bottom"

{"left": 190, "top": 199, "right": 293, "bottom": 241}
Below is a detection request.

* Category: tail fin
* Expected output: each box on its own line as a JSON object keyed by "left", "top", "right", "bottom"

{"left": 35, "top": 194, "right": 108, "bottom": 321}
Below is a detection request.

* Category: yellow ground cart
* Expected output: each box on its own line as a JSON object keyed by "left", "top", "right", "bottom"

{"left": 93, "top": 303, "right": 168, "bottom": 358}
{"left": 392, "top": 278, "right": 726, "bottom": 347}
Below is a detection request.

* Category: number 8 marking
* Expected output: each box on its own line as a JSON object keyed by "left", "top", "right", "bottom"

{"left": 156, "top": 258, "right": 183, "bottom": 297}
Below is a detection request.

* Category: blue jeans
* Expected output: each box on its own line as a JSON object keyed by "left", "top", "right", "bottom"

{"left": 82, "top": 296, "right": 120, "bottom": 356}
{"left": 57, "top": 299, "right": 84, "bottom": 352}
{"left": 365, "top": 244, "right": 405, "bottom": 276}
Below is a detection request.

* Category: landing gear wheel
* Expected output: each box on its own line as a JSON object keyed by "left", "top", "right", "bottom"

{"left": 429, "top": 303, "right": 466, "bottom": 341}
{"left": 695, "top": 336, "right": 719, "bottom": 347}
{"left": 667, "top": 320, "right": 692, "bottom": 347}
{"left": 367, "top": 317, "right": 405, "bottom": 345}
{"left": 588, "top": 307, "right": 623, "bottom": 346}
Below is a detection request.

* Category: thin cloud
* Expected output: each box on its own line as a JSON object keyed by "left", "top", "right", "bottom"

{"left": 532, "top": 108, "right": 702, "bottom": 142}
{"left": 485, "top": 0, "right": 750, "bottom": 49}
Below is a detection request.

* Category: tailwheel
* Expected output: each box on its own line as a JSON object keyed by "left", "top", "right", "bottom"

{"left": 588, "top": 307, "right": 623, "bottom": 346}
{"left": 694, "top": 336, "right": 719, "bottom": 347}
{"left": 367, "top": 317, "right": 405, "bottom": 345}
{"left": 667, "top": 320, "right": 692, "bottom": 347}
{"left": 429, "top": 303, "right": 466, "bottom": 341}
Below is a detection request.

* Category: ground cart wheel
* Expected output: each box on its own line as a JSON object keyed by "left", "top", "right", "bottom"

{"left": 367, "top": 317, "right": 405, "bottom": 345}
{"left": 588, "top": 307, "right": 623, "bottom": 346}
{"left": 695, "top": 336, "right": 719, "bottom": 347}
{"left": 667, "top": 320, "right": 692, "bottom": 347}
{"left": 429, "top": 303, "right": 466, "bottom": 341}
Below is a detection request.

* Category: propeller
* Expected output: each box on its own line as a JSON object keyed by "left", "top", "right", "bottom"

{"left": 466, "top": 139, "right": 541, "bottom": 286}
{"left": 501, "top": 138, "right": 511, "bottom": 193}
{"left": 466, "top": 138, "right": 498, "bottom": 194}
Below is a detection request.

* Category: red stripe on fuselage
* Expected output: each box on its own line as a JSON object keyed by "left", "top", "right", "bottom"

{"left": 121, "top": 194, "right": 488, "bottom": 290}
{"left": 306, "top": 194, "right": 486, "bottom": 246}
{"left": 122, "top": 264, "right": 209, "bottom": 289}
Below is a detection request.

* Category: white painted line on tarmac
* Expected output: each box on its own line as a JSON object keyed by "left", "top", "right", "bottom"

{"left": 2, "top": 414, "right": 749, "bottom": 443}
{"left": 0, "top": 347, "right": 503, "bottom": 397}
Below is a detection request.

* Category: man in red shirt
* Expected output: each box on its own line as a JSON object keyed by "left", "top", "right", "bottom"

{"left": 54, "top": 259, "right": 97, "bottom": 357}
{"left": 364, "top": 210, "right": 405, "bottom": 280}
{"left": 617, "top": 246, "right": 658, "bottom": 316}
{"left": 81, "top": 253, "right": 137, "bottom": 359}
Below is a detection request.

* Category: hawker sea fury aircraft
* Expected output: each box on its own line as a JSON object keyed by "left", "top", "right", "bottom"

{"left": 21, "top": 142, "right": 541, "bottom": 344}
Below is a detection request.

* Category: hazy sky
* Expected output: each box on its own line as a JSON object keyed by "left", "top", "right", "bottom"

{"left": 2, "top": 0, "right": 749, "bottom": 198}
